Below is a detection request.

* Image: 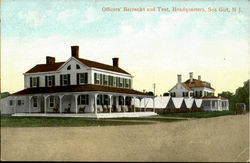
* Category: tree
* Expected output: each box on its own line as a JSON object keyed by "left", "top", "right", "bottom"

{"left": 1, "top": 92, "right": 10, "bottom": 99}
{"left": 218, "top": 80, "right": 249, "bottom": 112}
{"left": 163, "top": 92, "right": 169, "bottom": 96}
{"left": 145, "top": 91, "right": 154, "bottom": 96}
{"left": 234, "top": 80, "right": 249, "bottom": 111}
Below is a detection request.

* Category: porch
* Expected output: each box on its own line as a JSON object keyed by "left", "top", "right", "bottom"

{"left": 15, "top": 91, "right": 156, "bottom": 116}
{"left": 11, "top": 112, "right": 157, "bottom": 118}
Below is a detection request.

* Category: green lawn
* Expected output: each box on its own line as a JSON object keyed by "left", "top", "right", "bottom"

{"left": 159, "top": 110, "right": 235, "bottom": 118}
{"left": 110, "top": 117, "right": 186, "bottom": 123}
{"left": 0, "top": 116, "right": 154, "bottom": 127}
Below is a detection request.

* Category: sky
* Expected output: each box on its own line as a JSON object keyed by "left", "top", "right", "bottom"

{"left": 1, "top": 0, "right": 249, "bottom": 96}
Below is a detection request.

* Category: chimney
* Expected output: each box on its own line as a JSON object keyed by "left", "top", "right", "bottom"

{"left": 71, "top": 46, "right": 79, "bottom": 58}
{"left": 198, "top": 75, "right": 201, "bottom": 81}
{"left": 46, "top": 56, "right": 55, "bottom": 64}
{"left": 189, "top": 72, "right": 193, "bottom": 82}
{"left": 177, "top": 74, "right": 182, "bottom": 84}
{"left": 112, "top": 58, "right": 119, "bottom": 67}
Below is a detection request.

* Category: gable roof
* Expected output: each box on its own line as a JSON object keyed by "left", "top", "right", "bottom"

{"left": 26, "top": 62, "right": 65, "bottom": 73}
{"left": 11, "top": 84, "right": 146, "bottom": 96}
{"left": 76, "top": 58, "right": 130, "bottom": 75}
{"left": 25, "top": 57, "right": 130, "bottom": 75}
{"left": 182, "top": 79, "right": 215, "bottom": 90}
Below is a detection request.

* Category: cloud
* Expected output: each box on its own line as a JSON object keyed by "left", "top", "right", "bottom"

{"left": 56, "top": 7, "right": 101, "bottom": 25}
{"left": 57, "top": 9, "right": 80, "bottom": 22}
{"left": 17, "top": 10, "right": 52, "bottom": 28}
{"left": 2, "top": 11, "right": 248, "bottom": 95}
{"left": 80, "top": 7, "right": 101, "bottom": 24}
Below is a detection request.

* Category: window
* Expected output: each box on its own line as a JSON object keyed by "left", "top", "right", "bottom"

{"left": 9, "top": 100, "right": 13, "bottom": 106}
{"left": 171, "top": 92, "right": 176, "bottom": 97}
{"left": 119, "top": 78, "right": 123, "bottom": 87}
{"left": 103, "top": 95, "right": 109, "bottom": 105}
{"left": 46, "top": 75, "right": 55, "bottom": 87}
{"left": 17, "top": 100, "right": 22, "bottom": 106}
{"left": 97, "top": 95, "right": 102, "bottom": 105}
{"left": 78, "top": 95, "right": 89, "bottom": 105}
{"left": 33, "top": 97, "right": 38, "bottom": 107}
{"left": 104, "top": 75, "right": 108, "bottom": 85}
{"left": 125, "top": 97, "right": 131, "bottom": 105}
{"left": 78, "top": 73, "right": 88, "bottom": 84}
{"left": 30, "top": 77, "right": 39, "bottom": 87}
{"left": 67, "top": 65, "right": 71, "bottom": 70}
{"left": 113, "top": 77, "right": 116, "bottom": 87}
{"left": 97, "top": 74, "right": 100, "bottom": 84}
{"left": 60, "top": 74, "right": 70, "bottom": 86}
{"left": 76, "top": 64, "right": 80, "bottom": 69}
{"left": 125, "top": 79, "right": 129, "bottom": 88}
{"left": 119, "top": 96, "right": 124, "bottom": 105}
{"left": 190, "top": 92, "right": 194, "bottom": 97}
{"left": 200, "top": 91, "right": 202, "bottom": 97}
{"left": 49, "top": 96, "right": 54, "bottom": 107}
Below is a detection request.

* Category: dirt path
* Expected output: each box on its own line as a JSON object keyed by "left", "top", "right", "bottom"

{"left": 1, "top": 114, "right": 249, "bottom": 162}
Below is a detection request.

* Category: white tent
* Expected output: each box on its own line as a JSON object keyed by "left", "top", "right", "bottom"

{"left": 184, "top": 98, "right": 194, "bottom": 109}
{"left": 172, "top": 97, "right": 184, "bottom": 109}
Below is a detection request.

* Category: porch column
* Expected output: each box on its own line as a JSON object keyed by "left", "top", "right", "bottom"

{"left": 29, "top": 96, "right": 32, "bottom": 113}
{"left": 94, "top": 93, "right": 97, "bottom": 114}
{"left": 14, "top": 97, "right": 17, "bottom": 114}
{"left": 133, "top": 96, "right": 136, "bottom": 112}
{"left": 153, "top": 97, "right": 155, "bottom": 113}
{"left": 144, "top": 98, "right": 146, "bottom": 112}
{"left": 109, "top": 95, "right": 112, "bottom": 113}
{"left": 123, "top": 96, "right": 126, "bottom": 112}
{"left": 59, "top": 95, "right": 63, "bottom": 114}
{"left": 75, "top": 95, "right": 78, "bottom": 114}
{"left": 44, "top": 95, "right": 48, "bottom": 114}
{"left": 140, "top": 98, "right": 142, "bottom": 112}
{"left": 210, "top": 100, "right": 212, "bottom": 111}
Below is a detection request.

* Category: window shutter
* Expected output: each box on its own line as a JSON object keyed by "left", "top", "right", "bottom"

{"left": 117, "top": 77, "right": 119, "bottom": 87}
{"left": 123, "top": 78, "right": 125, "bottom": 88}
{"left": 30, "top": 77, "right": 33, "bottom": 88}
{"left": 100, "top": 74, "right": 103, "bottom": 85}
{"left": 108, "top": 76, "right": 111, "bottom": 86}
{"left": 85, "top": 73, "right": 88, "bottom": 84}
{"left": 60, "top": 75, "right": 63, "bottom": 86}
{"left": 68, "top": 74, "right": 70, "bottom": 85}
{"left": 77, "top": 73, "right": 79, "bottom": 85}
{"left": 37, "top": 77, "right": 40, "bottom": 87}
{"left": 45, "top": 76, "right": 48, "bottom": 87}
{"left": 111, "top": 76, "right": 113, "bottom": 86}
{"left": 52, "top": 76, "right": 55, "bottom": 86}
{"left": 94, "top": 73, "right": 97, "bottom": 84}
{"left": 129, "top": 79, "right": 131, "bottom": 88}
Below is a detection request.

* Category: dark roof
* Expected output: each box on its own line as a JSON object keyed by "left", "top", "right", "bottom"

{"left": 25, "top": 57, "right": 130, "bottom": 75}
{"left": 182, "top": 79, "right": 215, "bottom": 90}
{"left": 76, "top": 58, "right": 130, "bottom": 75}
{"left": 12, "top": 84, "right": 147, "bottom": 96}
{"left": 26, "top": 62, "right": 65, "bottom": 73}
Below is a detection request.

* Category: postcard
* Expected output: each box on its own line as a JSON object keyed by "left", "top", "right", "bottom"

{"left": 1, "top": 0, "right": 249, "bottom": 162}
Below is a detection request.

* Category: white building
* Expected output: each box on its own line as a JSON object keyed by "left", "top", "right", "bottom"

{"left": 168, "top": 72, "right": 229, "bottom": 111}
{"left": 169, "top": 72, "right": 215, "bottom": 98}
{"left": 4, "top": 46, "right": 157, "bottom": 117}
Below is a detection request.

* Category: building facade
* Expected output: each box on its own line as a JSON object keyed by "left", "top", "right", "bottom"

{"left": 169, "top": 72, "right": 215, "bottom": 98}
{"left": 8, "top": 46, "right": 152, "bottom": 115}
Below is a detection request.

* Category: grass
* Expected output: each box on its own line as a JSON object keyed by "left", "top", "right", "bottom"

{"left": 1, "top": 115, "right": 154, "bottom": 127}
{"left": 110, "top": 116, "right": 186, "bottom": 123}
{"left": 159, "top": 110, "right": 235, "bottom": 118}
